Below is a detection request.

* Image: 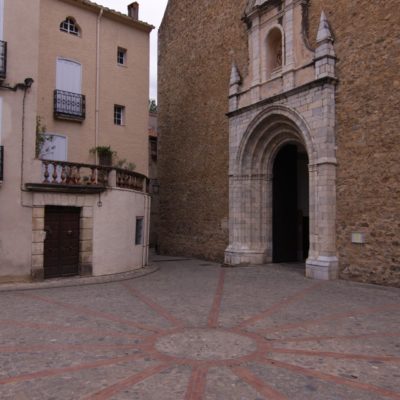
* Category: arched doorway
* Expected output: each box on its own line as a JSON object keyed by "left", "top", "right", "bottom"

{"left": 225, "top": 105, "right": 338, "bottom": 280}
{"left": 272, "top": 143, "right": 309, "bottom": 263}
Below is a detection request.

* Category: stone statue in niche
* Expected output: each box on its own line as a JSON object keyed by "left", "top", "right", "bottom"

{"left": 275, "top": 47, "right": 283, "bottom": 69}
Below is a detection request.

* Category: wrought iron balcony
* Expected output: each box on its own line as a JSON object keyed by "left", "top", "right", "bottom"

{"left": 54, "top": 89, "right": 86, "bottom": 121}
{"left": 0, "top": 41, "right": 7, "bottom": 80}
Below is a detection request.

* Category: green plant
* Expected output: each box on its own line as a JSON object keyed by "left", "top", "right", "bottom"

{"left": 89, "top": 146, "right": 116, "bottom": 156}
{"left": 114, "top": 157, "right": 136, "bottom": 171}
{"left": 126, "top": 162, "right": 136, "bottom": 171}
{"left": 149, "top": 99, "right": 157, "bottom": 113}
{"left": 35, "top": 116, "right": 50, "bottom": 157}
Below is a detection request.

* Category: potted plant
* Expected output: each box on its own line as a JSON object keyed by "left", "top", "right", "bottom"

{"left": 90, "top": 146, "right": 116, "bottom": 166}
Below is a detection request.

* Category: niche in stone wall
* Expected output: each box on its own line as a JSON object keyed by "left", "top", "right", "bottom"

{"left": 266, "top": 27, "right": 284, "bottom": 79}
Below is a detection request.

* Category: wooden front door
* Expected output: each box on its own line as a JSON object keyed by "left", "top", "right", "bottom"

{"left": 44, "top": 206, "right": 80, "bottom": 279}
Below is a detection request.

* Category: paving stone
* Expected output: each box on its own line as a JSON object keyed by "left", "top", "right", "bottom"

{"left": 0, "top": 256, "right": 399, "bottom": 399}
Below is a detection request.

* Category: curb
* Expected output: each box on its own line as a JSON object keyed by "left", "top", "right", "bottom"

{"left": 0, "top": 265, "right": 160, "bottom": 292}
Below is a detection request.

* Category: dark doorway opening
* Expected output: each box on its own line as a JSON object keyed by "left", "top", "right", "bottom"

{"left": 44, "top": 206, "right": 81, "bottom": 279}
{"left": 273, "top": 144, "right": 309, "bottom": 262}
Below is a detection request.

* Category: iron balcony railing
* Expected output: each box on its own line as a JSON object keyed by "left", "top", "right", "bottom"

{"left": 54, "top": 89, "right": 86, "bottom": 121}
{"left": 0, "top": 40, "right": 7, "bottom": 80}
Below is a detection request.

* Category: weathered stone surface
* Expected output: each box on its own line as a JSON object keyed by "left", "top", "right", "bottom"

{"left": 158, "top": 1, "right": 400, "bottom": 286}
{"left": 308, "top": 1, "right": 400, "bottom": 286}
{"left": 158, "top": 1, "right": 248, "bottom": 262}
{"left": 0, "top": 257, "right": 399, "bottom": 398}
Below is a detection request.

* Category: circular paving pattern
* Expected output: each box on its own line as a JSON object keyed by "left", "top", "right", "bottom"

{"left": 155, "top": 328, "right": 257, "bottom": 361}
{"left": 0, "top": 260, "right": 399, "bottom": 400}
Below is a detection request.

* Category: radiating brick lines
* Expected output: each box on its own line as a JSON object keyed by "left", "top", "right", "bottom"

{"left": 83, "top": 364, "right": 172, "bottom": 400}
{"left": 236, "top": 281, "right": 324, "bottom": 329}
{"left": 0, "top": 353, "right": 146, "bottom": 385}
{"left": 207, "top": 269, "right": 225, "bottom": 328}
{"left": 262, "top": 358, "right": 400, "bottom": 400}
{"left": 120, "top": 281, "right": 185, "bottom": 328}
{"left": 269, "top": 331, "right": 400, "bottom": 344}
{"left": 185, "top": 367, "right": 208, "bottom": 400}
{"left": 231, "top": 366, "right": 288, "bottom": 400}
{"left": 253, "top": 303, "right": 400, "bottom": 335}
{"left": 0, "top": 319, "right": 145, "bottom": 340}
{"left": 19, "top": 292, "right": 161, "bottom": 333}
{"left": 0, "top": 262, "right": 399, "bottom": 399}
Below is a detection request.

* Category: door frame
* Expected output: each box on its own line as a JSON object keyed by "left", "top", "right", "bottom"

{"left": 43, "top": 206, "right": 81, "bottom": 279}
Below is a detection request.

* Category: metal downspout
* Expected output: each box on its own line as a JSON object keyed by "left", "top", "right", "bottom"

{"left": 95, "top": 8, "right": 103, "bottom": 164}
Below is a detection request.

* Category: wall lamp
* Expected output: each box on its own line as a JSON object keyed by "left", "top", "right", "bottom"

{"left": 0, "top": 77, "right": 34, "bottom": 91}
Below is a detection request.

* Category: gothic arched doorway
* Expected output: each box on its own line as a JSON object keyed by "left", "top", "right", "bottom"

{"left": 272, "top": 143, "right": 309, "bottom": 263}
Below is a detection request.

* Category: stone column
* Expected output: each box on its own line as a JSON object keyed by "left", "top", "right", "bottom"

{"left": 225, "top": 175, "right": 268, "bottom": 265}
{"left": 283, "top": 0, "right": 295, "bottom": 90}
{"left": 306, "top": 161, "right": 338, "bottom": 280}
{"left": 249, "top": 14, "right": 261, "bottom": 102}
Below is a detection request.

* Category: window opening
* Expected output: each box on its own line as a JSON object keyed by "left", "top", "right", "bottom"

{"left": 117, "top": 47, "right": 127, "bottom": 65}
{"left": 114, "top": 105, "right": 125, "bottom": 125}
{"left": 135, "top": 217, "right": 144, "bottom": 245}
{"left": 60, "top": 17, "right": 80, "bottom": 36}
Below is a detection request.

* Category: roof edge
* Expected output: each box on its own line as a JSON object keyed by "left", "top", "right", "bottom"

{"left": 60, "top": 0, "right": 154, "bottom": 33}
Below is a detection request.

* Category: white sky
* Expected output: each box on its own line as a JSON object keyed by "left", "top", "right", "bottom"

{"left": 95, "top": 0, "right": 168, "bottom": 101}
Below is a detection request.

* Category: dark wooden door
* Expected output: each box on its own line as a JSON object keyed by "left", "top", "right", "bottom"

{"left": 44, "top": 207, "right": 80, "bottom": 279}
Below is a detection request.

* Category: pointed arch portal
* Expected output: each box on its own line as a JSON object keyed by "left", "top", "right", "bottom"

{"left": 225, "top": 106, "right": 339, "bottom": 280}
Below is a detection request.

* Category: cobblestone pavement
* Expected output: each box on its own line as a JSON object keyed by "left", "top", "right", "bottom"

{"left": 1, "top": 257, "right": 400, "bottom": 399}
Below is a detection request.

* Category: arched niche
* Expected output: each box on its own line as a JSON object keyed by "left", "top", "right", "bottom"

{"left": 265, "top": 26, "right": 284, "bottom": 79}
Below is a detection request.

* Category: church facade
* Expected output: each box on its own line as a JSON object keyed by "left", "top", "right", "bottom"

{"left": 158, "top": 0, "right": 400, "bottom": 286}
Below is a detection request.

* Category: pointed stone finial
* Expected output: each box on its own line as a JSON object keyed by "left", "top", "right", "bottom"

{"left": 316, "top": 11, "right": 333, "bottom": 44}
{"left": 315, "top": 10, "right": 336, "bottom": 79}
{"left": 230, "top": 63, "right": 241, "bottom": 87}
{"left": 229, "top": 63, "right": 241, "bottom": 112}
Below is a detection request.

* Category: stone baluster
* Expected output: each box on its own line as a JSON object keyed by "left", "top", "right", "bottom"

{"left": 52, "top": 161, "right": 58, "bottom": 183}
{"left": 61, "top": 164, "right": 67, "bottom": 184}
{"left": 76, "top": 166, "right": 81, "bottom": 184}
{"left": 90, "top": 167, "right": 96, "bottom": 185}
{"left": 43, "top": 161, "right": 50, "bottom": 183}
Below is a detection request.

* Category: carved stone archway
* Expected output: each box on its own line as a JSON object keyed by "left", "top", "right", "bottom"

{"left": 225, "top": 106, "right": 338, "bottom": 280}
{"left": 225, "top": 1, "right": 338, "bottom": 280}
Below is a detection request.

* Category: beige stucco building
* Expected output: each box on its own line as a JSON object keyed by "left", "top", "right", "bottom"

{"left": 0, "top": 0, "right": 153, "bottom": 281}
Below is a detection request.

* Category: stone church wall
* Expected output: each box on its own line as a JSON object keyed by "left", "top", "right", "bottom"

{"left": 158, "top": 1, "right": 248, "bottom": 261}
{"left": 308, "top": 1, "right": 400, "bottom": 286}
{"left": 159, "top": 0, "right": 400, "bottom": 286}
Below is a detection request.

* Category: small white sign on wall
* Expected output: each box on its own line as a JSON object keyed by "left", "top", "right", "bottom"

{"left": 352, "top": 232, "right": 366, "bottom": 244}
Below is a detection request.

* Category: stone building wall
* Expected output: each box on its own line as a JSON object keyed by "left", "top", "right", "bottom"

{"left": 158, "top": 1, "right": 248, "bottom": 261}
{"left": 158, "top": 0, "right": 400, "bottom": 286}
{"left": 308, "top": 1, "right": 400, "bottom": 286}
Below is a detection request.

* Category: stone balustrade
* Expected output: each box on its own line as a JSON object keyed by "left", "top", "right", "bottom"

{"left": 40, "top": 160, "right": 148, "bottom": 192}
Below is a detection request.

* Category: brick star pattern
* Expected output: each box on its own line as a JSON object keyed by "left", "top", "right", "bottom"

{"left": 0, "top": 260, "right": 399, "bottom": 399}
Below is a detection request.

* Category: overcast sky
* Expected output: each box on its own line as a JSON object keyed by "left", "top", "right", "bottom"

{"left": 95, "top": 0, "right": 168, "bottom": 100}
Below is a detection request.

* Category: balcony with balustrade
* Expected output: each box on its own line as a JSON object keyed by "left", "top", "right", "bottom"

{"left": 0, "top": 40, "right": 7, "bottom": 81}
{"left": 25, "top": 159, "right": 148, "bottom": 194}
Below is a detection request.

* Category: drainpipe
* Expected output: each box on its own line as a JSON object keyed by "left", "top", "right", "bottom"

{"left": 95, "top": 8, "right": 103, "bottom": 164}
{"left": 146, "top": 193, "right": 151, "bottom": 264}
{"left": 142, "top": 192, "right": 150, "bottom": 267}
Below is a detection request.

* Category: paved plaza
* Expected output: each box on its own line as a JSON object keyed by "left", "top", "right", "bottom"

{"left": 0, "top": 257, "right": 399, "bottom": 399}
